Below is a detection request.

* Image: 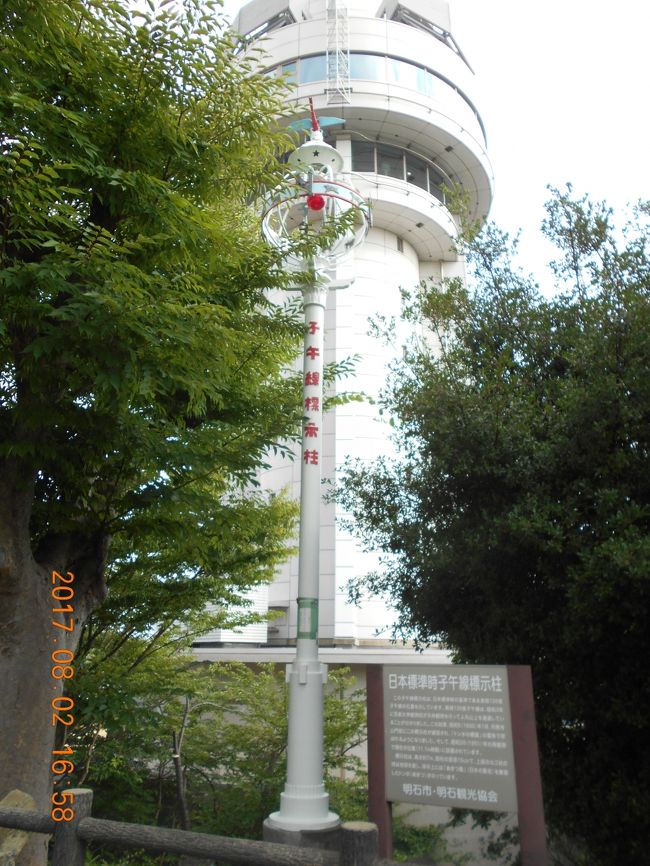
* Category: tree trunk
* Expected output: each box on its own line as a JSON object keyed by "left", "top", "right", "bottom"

{"left": 0, "top": 462, "right": 49, "bottom": 866}
{"left": 172, "top": 732, "right": 192, "bottom": 832}
{"left": 0, "top": 459, "right": 107, "bottom": 866}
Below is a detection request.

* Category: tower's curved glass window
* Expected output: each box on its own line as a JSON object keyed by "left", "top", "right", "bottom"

{"left": 376, "top": 143, "right": 404, "bottom": 179}
{"left": 267, "top": 52, "right": 485, "bottom": 145}
{"left": 280, "top": 61, "right": 297, "bottom": 83}
{"left": 389, "top": 58, "right": 419, "bottom": 90}
{"left": 351, "top": 141, "right": 375, "bottom": 172}
{"left": 300, "top": 55, "right": 327, "bottom": 83}
{"left": 349, "top": 54, "right": 386, "bottom": 80}
{"left": 351, "top": 140, "right": 450, "bottom": 202}
{"left": 418, "top": 68, "right": 435, "bottom": 97}
{"left": 377, "top": 144, "right": 404, "bottom": 180}
{"left": 428, "top": 167, "right": 446, "bottom": 202}
{"left": 405, "top": 153, "right": 428, "bottom": 191}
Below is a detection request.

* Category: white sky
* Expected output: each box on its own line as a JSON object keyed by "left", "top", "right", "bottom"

{"left": 449, "top": 0, "right": 650, "bottom": 284}
{"left": 218, "top": 0, "right": 649, "bottom": 288}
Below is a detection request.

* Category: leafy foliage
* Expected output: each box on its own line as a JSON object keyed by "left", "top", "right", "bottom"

{"left": 392, "top": 818, "right": 470, "bottom": 866}
{"left": 339, "top": 190, "right": 650, "bottom": 865}
{"left": 66, "top": 652, "right": 367, "bottom": 839}
{"left": 0, "top": 3, "right": 318, "bottom": 850}
{"left": 0, "top": 0, "right": 309, "bottom": 634}
{"left": 69, "top": 636, "right": 465, "bottom": 865}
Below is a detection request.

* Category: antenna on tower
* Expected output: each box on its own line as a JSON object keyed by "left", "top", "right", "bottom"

{"left": 326, "top": 0, "right": 351, "bottom": 104}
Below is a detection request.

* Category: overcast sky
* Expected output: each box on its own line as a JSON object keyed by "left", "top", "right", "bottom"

{"left": 217, "top": 0, "right": 648, "bottom": 285}
{"left": 448, "top": 0, "right": 650, "bottom": 283}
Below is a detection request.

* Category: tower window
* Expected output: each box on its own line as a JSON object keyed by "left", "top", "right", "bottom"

{"left": 405, "top": 153, "right": 428, "bottom": 191}
{"left": 280, "top": 61, "right": 297, "bottom": 83}
{"left": 351, "top": 141, "right": 375, "bottom": 172}
{"left": 300, "top": 55, "right": 327, "bottom": 83}
{"left": 262, "top": 52, "right": 486, "bottom": 146}
{"left": 349, "top": 54, "right": 386, "bottom": 80}
{"left": 351, "top": 140, "right": 453, "bottom": 202}
{"left": 389, "top": 58, "right": 419, "bottom": 90}
{"left": 376, "top": 143, "right": 403, "bottom": 180}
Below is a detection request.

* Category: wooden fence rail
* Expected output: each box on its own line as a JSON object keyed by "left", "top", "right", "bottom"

{"left": 0, "top": 789, "right": 382, "bottom": 866}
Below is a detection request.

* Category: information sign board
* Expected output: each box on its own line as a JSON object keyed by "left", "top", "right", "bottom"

{"left": 383, "top": 664, "right": 517, "bottom": 812}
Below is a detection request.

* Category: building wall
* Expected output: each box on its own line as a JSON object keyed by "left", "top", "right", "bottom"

{"left": 199, "top": 585, "right": 270, "bottom": 643}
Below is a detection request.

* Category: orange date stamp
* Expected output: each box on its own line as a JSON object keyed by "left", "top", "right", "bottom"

{"left": 50, "top": 570, "right": 76, "bottom": 822}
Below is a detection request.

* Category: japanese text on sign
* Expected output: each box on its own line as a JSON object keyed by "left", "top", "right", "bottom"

{"left": 384, "top": 665, "right": 517, "bottom": 812}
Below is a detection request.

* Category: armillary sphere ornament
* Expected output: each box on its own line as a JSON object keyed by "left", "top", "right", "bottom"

{"left": 261, "top": 99, "right": 370, "bottom": 273}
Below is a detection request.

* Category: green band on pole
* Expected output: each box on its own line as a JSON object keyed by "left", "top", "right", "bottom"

{"left": 297, "top": 597, "right": 319, "bottom": 639}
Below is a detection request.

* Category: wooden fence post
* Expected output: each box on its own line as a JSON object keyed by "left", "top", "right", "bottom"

{"left": 51, "top": 788, "right": 94, "bottom": 866}
{"left": 339, "top": 823, "right": 378, "bottom": 866}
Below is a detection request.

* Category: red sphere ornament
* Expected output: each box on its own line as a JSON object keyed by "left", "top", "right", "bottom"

{"left": 306, "top": 193, "right": 326, "bottom": 211}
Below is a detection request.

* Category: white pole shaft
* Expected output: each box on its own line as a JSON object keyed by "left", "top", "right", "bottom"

{"left": 267, "top": 283, "right": 339, "bottom": 830}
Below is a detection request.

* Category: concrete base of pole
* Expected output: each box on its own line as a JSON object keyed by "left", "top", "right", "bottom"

{"left": 262, "top": 819, "right": 342, "bottom": 851}
{"left": 273, "top": 779, "right": 336, "bottom": 825}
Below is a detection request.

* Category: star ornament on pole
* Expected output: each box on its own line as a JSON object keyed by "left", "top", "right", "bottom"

{"left": 260, "top": 102, "right": 370, "bottom": 838}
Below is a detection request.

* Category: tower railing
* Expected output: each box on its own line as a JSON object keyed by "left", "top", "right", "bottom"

{"left": 326, "top": 0, "right": 351, "bottom": 103}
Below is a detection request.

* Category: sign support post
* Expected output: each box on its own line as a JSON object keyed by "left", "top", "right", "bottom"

{"left": 508, "top": 666, "right": 549, "bottom": 866}
{"left": 366, "top": 665, "right": 392, "bottom": 859}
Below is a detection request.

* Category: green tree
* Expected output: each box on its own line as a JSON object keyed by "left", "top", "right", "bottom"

{"left": 0, "top": 1, "right": 306, "bottom": 858}
{"left": 66, "top": 652, "right": 367, "bottom": 846}
{"left": 339, "top": 190, "right": 650, "bottom": 865}
{"left": 70, "top": 633, "right": 467, "bottom": 866}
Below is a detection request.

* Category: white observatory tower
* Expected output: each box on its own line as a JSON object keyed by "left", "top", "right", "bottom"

{"left": 195, "top": 0, "right": 493, "bottom": 650}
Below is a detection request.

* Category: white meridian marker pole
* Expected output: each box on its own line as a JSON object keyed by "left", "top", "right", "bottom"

{"left": 262, "top": 103, "right": 368, "bottom": 835}
{"left": 268, "top": 277, "right": 339, "bottom": 830}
